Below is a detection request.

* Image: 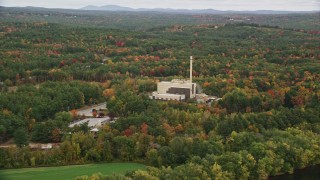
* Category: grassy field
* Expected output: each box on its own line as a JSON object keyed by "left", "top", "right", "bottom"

{"left": 0, "top": 163, "right": 146, "bottom": 180}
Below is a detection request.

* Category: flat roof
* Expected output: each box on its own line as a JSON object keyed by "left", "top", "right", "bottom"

{"left": 69, "top": 117, "right": 110, "bottom": 128}
{"left": 159, "top": 81, "right": 193, "bottom": 84}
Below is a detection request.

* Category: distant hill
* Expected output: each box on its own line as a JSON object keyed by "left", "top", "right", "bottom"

{"left": 81, "top": 5, "right": 134, "bottom": 11}
{"left": 80, "top": 5, "right": 319, "bottom": 14}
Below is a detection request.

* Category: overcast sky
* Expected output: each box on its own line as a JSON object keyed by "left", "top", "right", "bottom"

{"left": 1, "top": 0, "right": 320, "bottom": 11}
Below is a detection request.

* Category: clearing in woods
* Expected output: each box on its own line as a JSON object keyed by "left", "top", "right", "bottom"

{"left": 0, "top": 163, "right": 146, "bottom": 180}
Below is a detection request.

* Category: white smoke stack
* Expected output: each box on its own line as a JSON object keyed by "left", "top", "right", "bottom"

{"left": 190, "top": 56, "right": 193, "bottom": 83}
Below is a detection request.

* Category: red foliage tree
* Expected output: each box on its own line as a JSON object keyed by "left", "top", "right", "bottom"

{"left": 124, "top": 128, "right": 133, "bottom": 137}
{"left": 140, "top": 123, "right": 148, "bottom": 134}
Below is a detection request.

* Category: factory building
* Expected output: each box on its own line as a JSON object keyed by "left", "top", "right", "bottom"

{"left": 151, "top": 56, "right": 197, "bottom": 101}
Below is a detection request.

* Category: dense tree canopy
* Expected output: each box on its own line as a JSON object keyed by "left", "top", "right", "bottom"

{"left": 0, "top": 7, "right": 320, "bottom": 179}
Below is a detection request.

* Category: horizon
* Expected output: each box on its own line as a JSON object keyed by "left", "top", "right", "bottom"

{"left": 1, "top": 0, "right": 320, "bottom": 11}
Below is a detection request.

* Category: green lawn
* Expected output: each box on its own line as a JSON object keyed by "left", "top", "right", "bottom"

{"left": 0, "top": 163, "right": 146, "bottom": 180}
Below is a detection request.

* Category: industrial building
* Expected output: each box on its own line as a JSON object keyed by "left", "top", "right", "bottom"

{"left": 151, "top": 56, "right": 197, "bottom": 101}
{"left": 151, "top": 79, "right": 196, "bottom": 100}
{"left": 151, "top": 56, "right": 221, "bottom": 103}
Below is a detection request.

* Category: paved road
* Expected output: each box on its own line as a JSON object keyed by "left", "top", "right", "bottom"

{"left": 77, "top": 103, "right": 106, "bottom": 117}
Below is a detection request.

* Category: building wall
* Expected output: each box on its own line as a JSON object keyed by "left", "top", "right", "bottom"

{"left": 152, "top": 79, "right": 197, "bottom": 101}
{"left": 167, "top": 87, "right": 191, "bottom": 99}
{"left": 152, "top": 92, "right": 185, "bottom": 101}
{"left": 157, "top": 80, "right": 196, "bottom": 99}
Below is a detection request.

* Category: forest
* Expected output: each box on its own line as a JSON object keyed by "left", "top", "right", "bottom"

{"left": 0, "top": 7, "right": 320, "bottom": 180}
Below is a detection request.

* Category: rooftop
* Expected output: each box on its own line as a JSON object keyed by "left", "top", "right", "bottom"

{"left": 159, "top": 79, "right": 193, "bottom": 84}
{"left": 69, "top": 117, "right": 110, "bottom": 128}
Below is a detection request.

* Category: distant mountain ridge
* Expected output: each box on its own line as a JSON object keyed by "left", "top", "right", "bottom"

{"left": 80, "top": 5, "right": 319, "bottom": 14}
{"left": 81, "top": 5, "right": 134, "bottom": 11}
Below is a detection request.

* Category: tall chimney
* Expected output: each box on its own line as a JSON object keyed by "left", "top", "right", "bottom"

{"left": 190, "top": 56, "right": 193, "bottom": 83}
